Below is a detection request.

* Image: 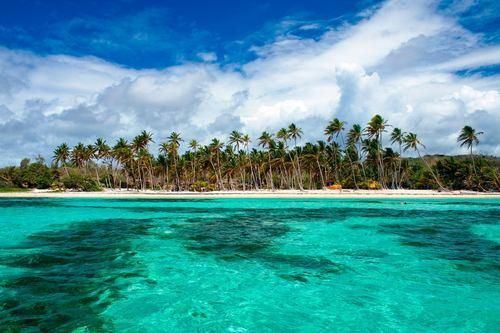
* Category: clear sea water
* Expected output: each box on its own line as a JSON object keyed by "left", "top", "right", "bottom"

{"left": 0, "top": 197, "right": 499, "bottom": 332}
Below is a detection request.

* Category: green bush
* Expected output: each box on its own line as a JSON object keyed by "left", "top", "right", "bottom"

{"left": 61, "top": 173, "right": 102, "bottom": 192}
{"left": 189, "top": 180, "right": 216, "bottom": 192}
{"left": 358, "top": 180, "right": 382, "bottom": 190}
{"left": 12, "top": 158, "right": 53, "bottom": 189}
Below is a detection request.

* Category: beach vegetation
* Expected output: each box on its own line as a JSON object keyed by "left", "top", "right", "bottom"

{"left": 1, "top": 118, "right": 498, "bottom": 192}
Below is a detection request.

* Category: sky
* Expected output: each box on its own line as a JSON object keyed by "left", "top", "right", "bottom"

{"left": 0, "top": 0, "right": 499, "bottom": 165}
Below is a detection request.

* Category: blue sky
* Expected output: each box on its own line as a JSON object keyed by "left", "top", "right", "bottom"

{"left": 0, "top": 0, "right": 499, "bottom": 164}
{"left": 0, "top": 0, "right": 381, "bottom": 68}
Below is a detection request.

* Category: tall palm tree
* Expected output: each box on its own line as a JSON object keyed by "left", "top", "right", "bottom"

{"left": 347, "top": 124, "right": 366, "bottom": 180}
{"left": 93, "top": 138, "right": 110, "bottom": 187}
{"left": 458, "top": 125, "right": 483, "bottom": 177}
{"left": 132, "top": 130, "right": 154, "bottom": 189}
{"left": 228, "top": 130, "right": 243, "bottom": 151}
{"left": 325, "top": 118, "right": 358, "bottom": 188}
{"left": 403, "top": 133, "right": 446, "bottom": 191}
{"left": 209, "top": 138, "right": 225, "bottom": 190}
{"left": 242, "top": 134, "right": 258, "bottom": 190}
{"left": 365, "top": 115, "right": 388, "bottom": 187}
{"left": 167, "top": 132, "right": 182, "bottom": 190}
{"left": 229, "top": 130, "right": 247, "bottom": 190}
{"left": 277, "top": 127, "right": 298, "bottom": 188}
{"left": 159, "top": 142, "right": 171, "bottom": 187}
{"left": 188, "top": 139, "right": 200, "bottom": 183}
{"left": 53, "top": 143, "right": 70, "bottom": 176}
{"left": 288, "top": 123, "right": 304, "bottom": 190}
{"left": 112, "top": 138, "right": 131, "bottom": 189}
{"left": 71, "top": 143, "right": 86, "bottom": 171}
{"left": 258, "top": 131, "right": 275, "bottom": 190}
{"left": 390, "top": 128, "right": 405, "bottom": 188}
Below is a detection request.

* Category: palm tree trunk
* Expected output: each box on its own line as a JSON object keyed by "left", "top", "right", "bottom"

{"left": 267, "top": 152, "right": 274, "bottom": 190}
{"left": 316, "top": 158, "right": 325, "bottom": 188}
{"left": 417, "top": 150, "right": 447, "bottom": 191}
{"left": 341, "top": 134, "right": 358, "bottom": 189}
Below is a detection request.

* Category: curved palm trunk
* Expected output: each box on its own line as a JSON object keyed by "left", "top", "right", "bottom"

{"left": 417, "top": 149, "right": 447, "bottom": 191}
{"left": 316, "top": 157, "right": 326, "bottom": 188}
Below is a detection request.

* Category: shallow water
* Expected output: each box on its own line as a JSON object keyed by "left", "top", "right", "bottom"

{"left": 0, "top": 197, "right": 499, "bottom": 332}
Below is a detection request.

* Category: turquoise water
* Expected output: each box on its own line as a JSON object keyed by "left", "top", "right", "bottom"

{"left": 0, "top": 197, "right": 499, "bottom": 332}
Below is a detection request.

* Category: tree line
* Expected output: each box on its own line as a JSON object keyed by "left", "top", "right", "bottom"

{"left": 1, "top": 115, "right": 498, "bottom": 192}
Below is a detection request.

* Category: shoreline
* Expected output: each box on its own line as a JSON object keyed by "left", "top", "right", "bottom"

{"left": 1, "top": 189, "right": 499, "bottom": 199}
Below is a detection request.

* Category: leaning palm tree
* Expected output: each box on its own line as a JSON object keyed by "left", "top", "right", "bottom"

{"left": 53, "top": 143, "right": 71, "bottom": 176}
{"left": 403, "top": 133, "right": 446, "bottom": 191}
{"left": 457, "top": 125, "right": 483, "bottom": 177}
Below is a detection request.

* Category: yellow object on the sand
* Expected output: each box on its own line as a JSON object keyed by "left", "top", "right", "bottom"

{"left": 327, "top": 184, "right": 342, "bottom": 190}
{"left": 368, "top": 180, "right": 382, "bottom": 190}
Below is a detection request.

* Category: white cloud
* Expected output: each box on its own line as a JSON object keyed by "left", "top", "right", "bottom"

{"left": 0, "top": 0, "right": 499, "bottom": 165}
{"left": 197, "top": 52, "right": 217, "bottom": 62}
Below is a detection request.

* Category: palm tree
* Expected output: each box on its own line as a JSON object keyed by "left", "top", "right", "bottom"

{"left": 188, "top": 139, "right": 200, "bottom": 183}
{"left": 403, "top": 133, "right": 446, "bottom": 191}
{"left": 365, "top": 115, "right": 388, "bottom": 187}
{"left": 288, "top": 123, "right": 304, "bottom": 190}
{"left": 93, "top": 138, "right": 110, "bottom": 187}
{"left": 209, "top": 138, "right": 225, "bottom": 190}
{"left": 168, "top": 132, "right": 182, "bottom": 190}
{"left": 53, "top": 143, "right": 70, "bottom": 176}
{"left": 159, "top": 142, "right": 171, "bottom": 187}
{"left": 71, "top": 143, "right": 86, "bottom": 171}
{"left": 242, "top": 134, "right": 258, "bottom": 190}
{"left": 458, "top": 125, "right": 483, "bottom": 177}
{"left": 258, "top": 131, "right": 275, "bottom": 190}
{"left": 229, "top": 130, "right": 248, "bottom": 190}
{"left": 112, "top": 138, "right": 131, "bottom": 189}
{"left": 228, "top": 131, "right": 243, "bottom": 151}
{"left": 325, "top": 118, "right": 358, "bottom": 188}
{"left": 347, "top": 124, "right": 366, "bottom": 180}
{"left": 390, "top": 128, "right": 405, "bottom": 188}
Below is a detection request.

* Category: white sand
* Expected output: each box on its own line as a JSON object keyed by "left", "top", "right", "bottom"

{"left": 1, "top": 189, "right": 499, "bottom": 199}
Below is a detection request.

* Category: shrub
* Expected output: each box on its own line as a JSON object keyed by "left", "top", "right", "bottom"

{"left": 61, "top": 173, "right": 102, "bottom": 192}
{"left": 190, "top": 180, "right": 216, "bottom": 192}
{"left": 358, "top": 180, "right": 382, "bottom": 190}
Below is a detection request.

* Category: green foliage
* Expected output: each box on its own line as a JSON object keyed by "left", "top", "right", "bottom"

{"left": 189, "top": 181, "right": 216, "bottom": 192}
{"left": 0, "top": 187, "right": 29, "bottom": 192}
{"left": 358, "top": 180, "right": 382, "bottom": 190}
{"left": 435, "top": 156, "right": 499, "bottom": 191}
{"left": 61, "top": 173, "right": 102, "bottom": 192}
{"left": 0, "top": 158, "right": 53, "bottom": 189}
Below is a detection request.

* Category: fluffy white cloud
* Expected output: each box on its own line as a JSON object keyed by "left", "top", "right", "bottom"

{"left": 0, "top": 0, "right": 499, "bottom": 165}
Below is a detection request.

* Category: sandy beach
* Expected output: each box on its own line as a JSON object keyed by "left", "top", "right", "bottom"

{"left": 1, "top": 189, "right": 499, "bottom": 199}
